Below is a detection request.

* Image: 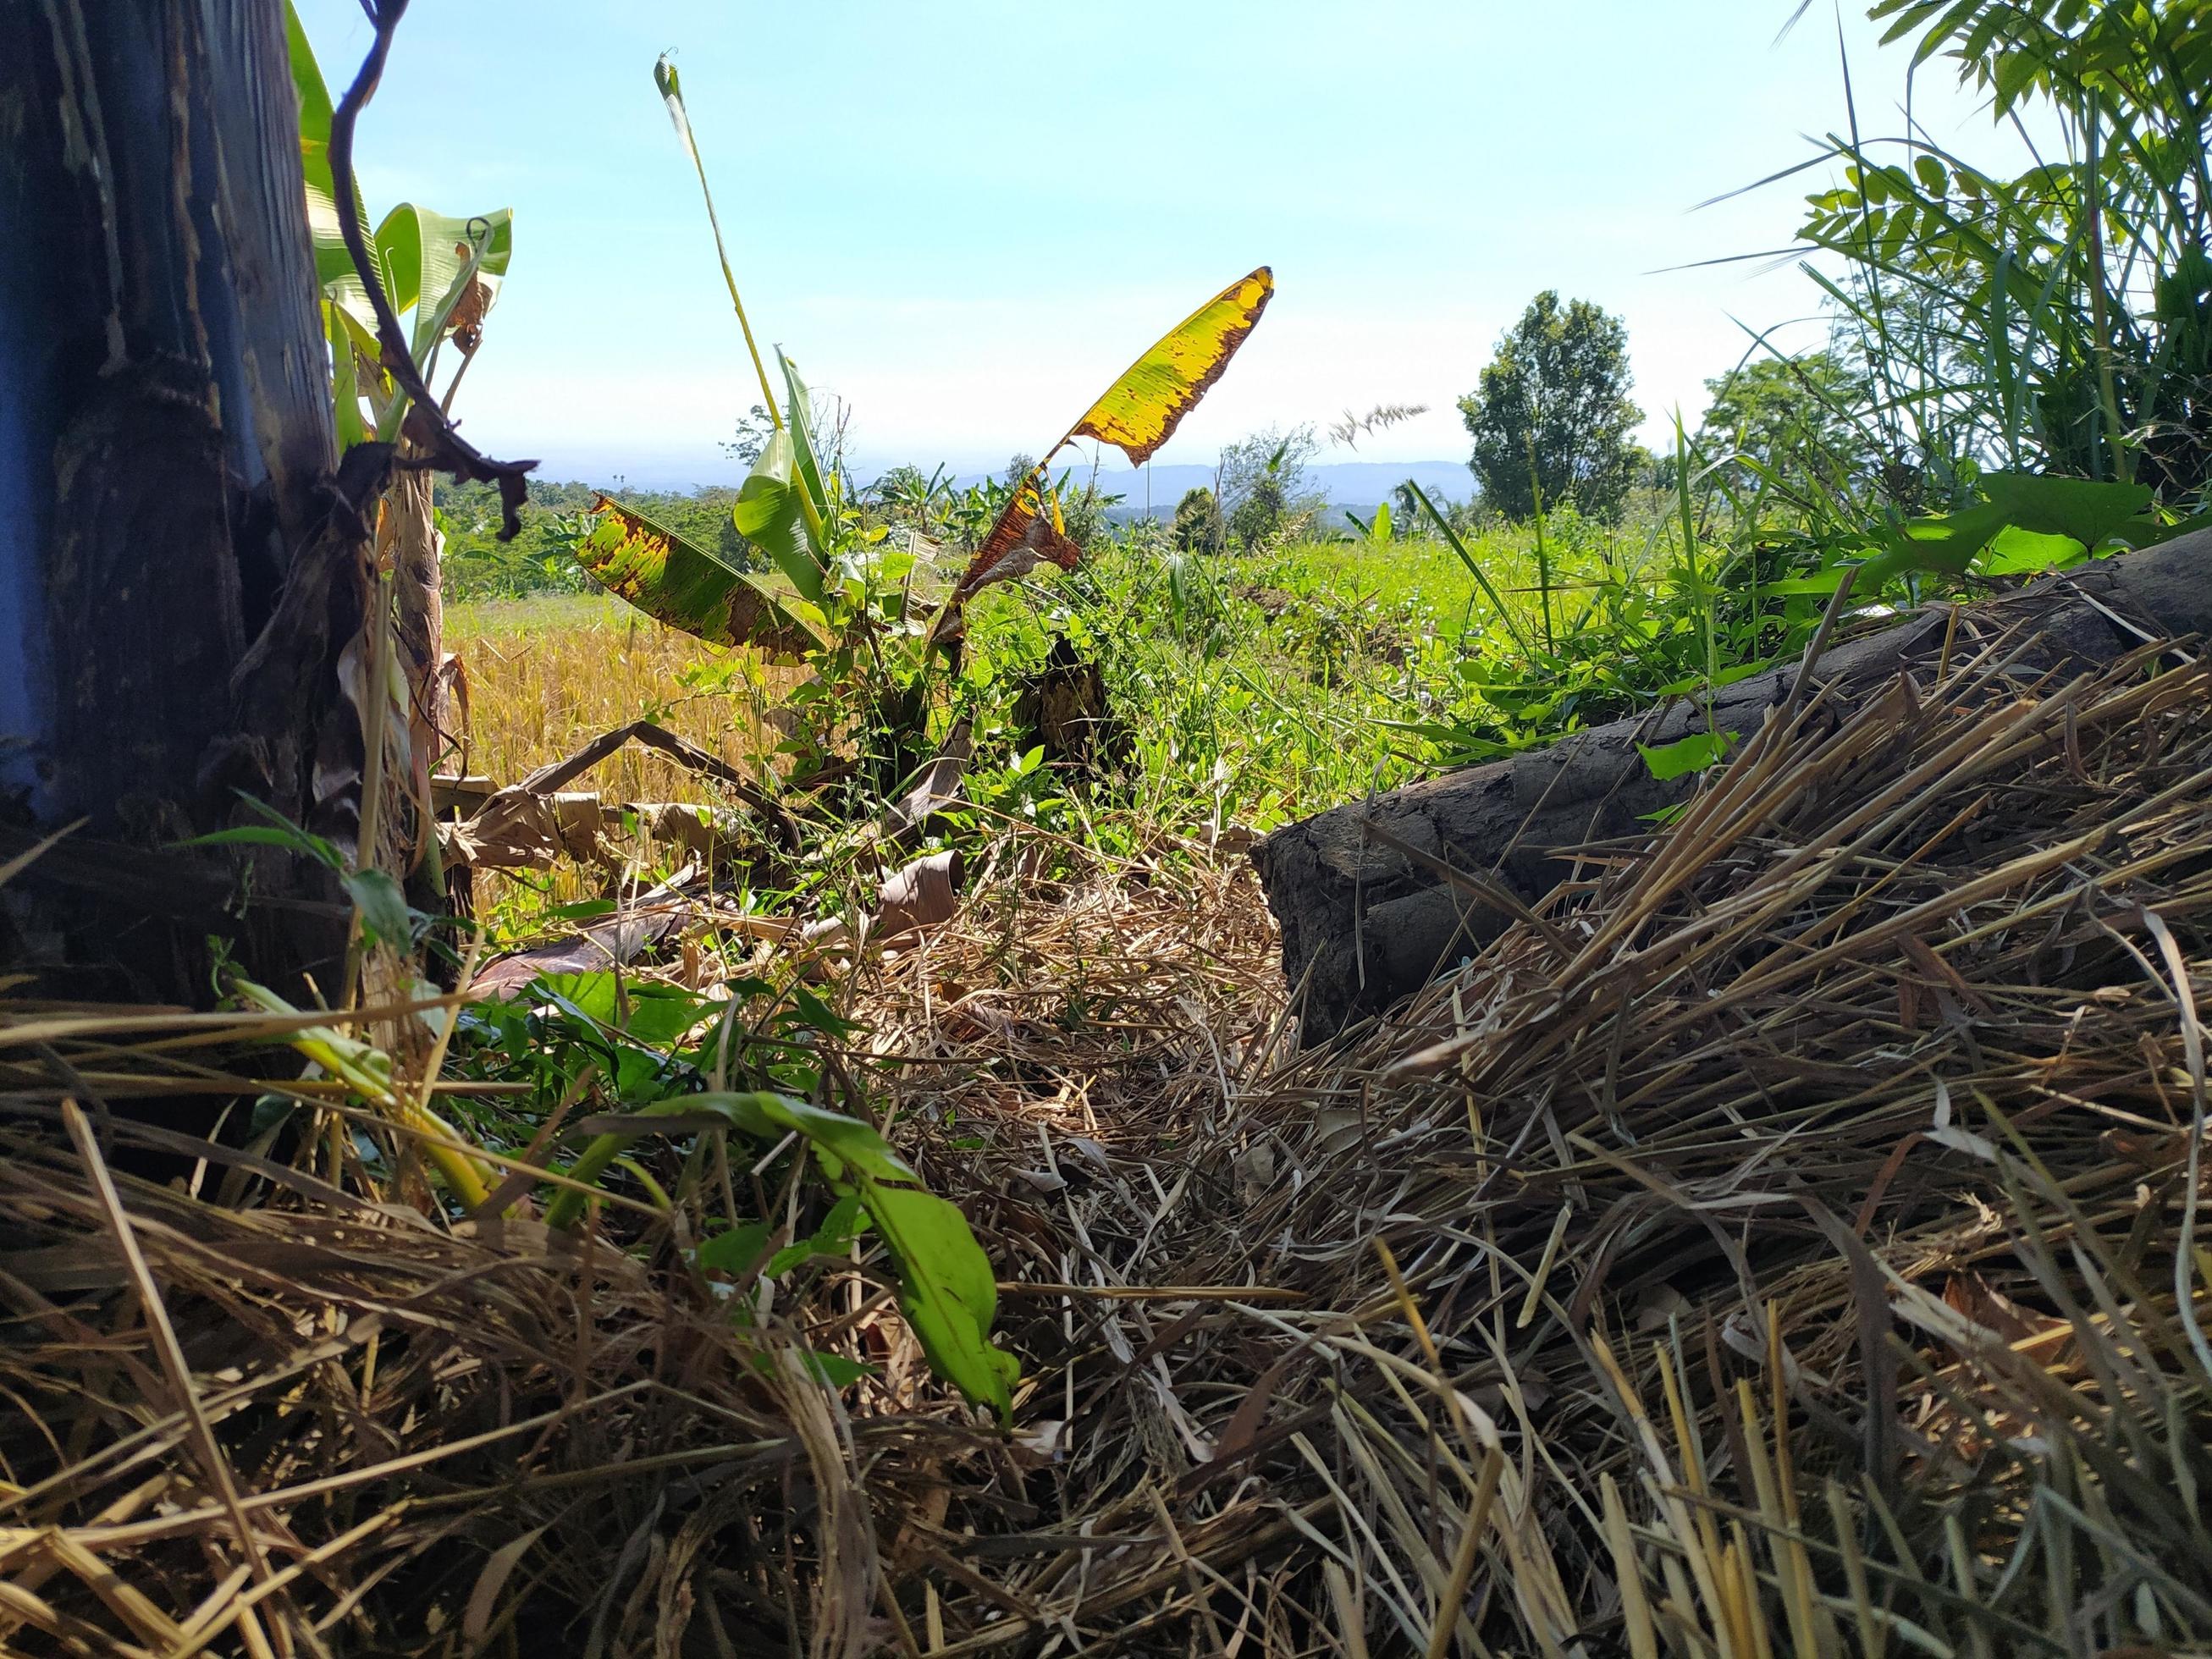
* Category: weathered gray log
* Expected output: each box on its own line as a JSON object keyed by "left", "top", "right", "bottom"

{"left": 1253, "top": 528, "right": 2212, "bottom": 1044}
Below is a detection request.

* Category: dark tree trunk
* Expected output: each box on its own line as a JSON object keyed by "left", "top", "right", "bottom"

{"left": 1253, "top": 530, "right": 2212, "bottom": 1044}
{"left": 0, "top": 0, "right": 384, "bottom": 1002}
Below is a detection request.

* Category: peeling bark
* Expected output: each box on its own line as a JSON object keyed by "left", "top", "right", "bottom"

{"left": 0, "top": 0, "right": 373, "bottom": 1003}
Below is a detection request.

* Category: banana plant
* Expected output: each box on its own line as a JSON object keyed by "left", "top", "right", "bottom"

{"left": 286, "top": 3, "right": 514, "bottom": 446}
{"left": 1343, "top": 499, "right": 1395, "bottom": 547}
{"left": 584, "top": 53, "right": 1273, "bottom": 659}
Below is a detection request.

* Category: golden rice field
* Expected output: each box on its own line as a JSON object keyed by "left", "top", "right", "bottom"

{"left": 446, "top": 593, "right": 786, "bottom": 803}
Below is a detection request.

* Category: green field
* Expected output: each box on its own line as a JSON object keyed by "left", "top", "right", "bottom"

{"left": 448, "top": 508, "right": 1708, "bottom": 939}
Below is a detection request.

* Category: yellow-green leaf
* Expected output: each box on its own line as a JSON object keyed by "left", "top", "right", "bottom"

{"left": 575, "top": 494, "right": 816, "bottom": 657}
{"left": 1067, "top": 266, "right": 1273, "bottom": 466}
{"left": 932, "top": 267, "right": 1272, "bottom": 639}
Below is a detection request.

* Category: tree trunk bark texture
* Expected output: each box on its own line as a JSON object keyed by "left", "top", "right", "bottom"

{"left": 0, "top": 0, "right": 385, "bottom": 1002}
{"left": 1252, "top": 529, "right": 2212, "bottom": 1045}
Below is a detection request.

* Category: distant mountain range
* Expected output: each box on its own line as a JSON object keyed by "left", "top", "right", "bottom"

{"left": 513, "top": 447, "right": 1476, "bottom": 520}
{"left": 949, "top": 460, "right": 1472, "bottom": 514}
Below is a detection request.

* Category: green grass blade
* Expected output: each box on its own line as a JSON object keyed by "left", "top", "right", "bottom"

{"left": 1404, "top": 480, "right": 1531, "bottom": 654}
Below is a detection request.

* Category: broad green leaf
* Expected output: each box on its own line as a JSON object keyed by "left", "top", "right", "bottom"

{"left": 1371, "top": 499, "right": 1393, "bottom": 548}
{"left": 1067, "top": 267, "right": 1275, "bottom": 467}
{"left": 2121, "top": 505, "right": 2212, "bottom": 550}
{"left": 532, "top": 971, "right": 715, "bottom": 1050}
{"left": 1858, "top": 501, "right": 2011, "bottom": 585}
{"left": 325, "top": 302, "right": 367, "bottom": 449}
{"left": 698, "top": 1221, "right": 773, "bottom": 1276}
{"left": 373, "top": 205, "right": 509, "bottom": 316}
{"left": 734, "top": 434, "right": 825, "bottom": 603}
{"left": 768, "top": 1194, "right": 864, "bottom": 1276}
{"left": 573, "top": 493, "right": 815, "bottom": 655}
{"left": 284, "top": 3, "right": 370, "bottom": 304}
{"left": 373, "top": 204, "right": 514, "bottom": 356}
{"left": 285, "top": 5, "right": 511, "bottom": 446}
{"left": 1860, "top": 473, "right": 2154, "bottom": 586}
{"left": 1638, "top": 729, "right": 1737, "bottom": 782}
{"left": 864, "top": 1182, "right": 1018, "bottom": 1417}
{"left": 1978, "top": 525, "right": 2089, "bottom": 576}
{"left": 1978, "top": 471, "right": 2154, "bottom": 551}
{"left": 344, "top": 868, "right": 415, "bottom": 951}
{"left": 777, "top": 350, "right": 832, "bottom": 532}
{"left": 541, "top": 1089, "right": 1017, "bottom": 1415}
{"left": 785, "top": 1351, "right": 877, "bottom": 1388}
{"left": 734, "top": 1092, "right": 919, "bottom": 1183}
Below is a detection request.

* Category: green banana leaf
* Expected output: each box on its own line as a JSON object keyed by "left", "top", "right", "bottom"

{"left": 285, "top": 2, "right": 370, "bottom": 306}
{"left": 284, "top": 3, "right": 514, "bottom": 442}
{"left": 734, "top": 433, "right": 825, "bottom": 604}
{"left": 373, "top": 204, "right": 514, "bottom": 355}
{"left": 576, "top": 495, "right": 817, "bottom": 656}
{"left": 777, "top": 350, "right": 833, "bottom": 537}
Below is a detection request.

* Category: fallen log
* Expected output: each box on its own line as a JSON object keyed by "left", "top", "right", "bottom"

{"left": 1252, "top": 528, "right": 2212, "bottom": 1044}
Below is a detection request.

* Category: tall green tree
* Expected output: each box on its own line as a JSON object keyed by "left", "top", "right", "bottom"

{"left": 1459, "top": 291, "right": 1643, "bottom": 521}
{"left": 1217, "top": 424, "right": 1322, "bottom": 548}
{"left": 1696, "top": 351, "right": 1878, "bottom": 492}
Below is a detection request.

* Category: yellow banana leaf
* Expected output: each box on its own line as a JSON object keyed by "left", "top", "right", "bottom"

{"left": 938, "top": 266, "right": 1273, "bottom": 635}
{"left": 1066, "top": 266, "right": 1273, "bottom": 466}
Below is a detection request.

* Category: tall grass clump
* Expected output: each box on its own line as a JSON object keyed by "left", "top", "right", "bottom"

{"left": 1793, "top": 0, "right": 2211, "bottom": 508}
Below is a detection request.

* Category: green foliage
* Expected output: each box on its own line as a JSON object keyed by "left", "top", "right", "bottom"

{"left": 1696, "top": 351, "right": 1878, "bottom": 493}
{"left": 284, "top": 3, "right": 511, "bottom": 449}
{"left": 1460, "top": 291, "right": 1645, "bottom": 522}
{"left": 1858, "top": 469, "right": 2157, "bottom": 585}
{"left": 1054, "top": 473, "right": 1123, "bottom": 547}
{"left": 1228, "top": 471, "right": 1287, "bottom": 552}
{"left": 1343, "top": 499, "right": 1396, "bottom": 548}
{"left": 1217, "top": 425, "right": 1324, "bottom": 549}
{"left": 1637, "top": 728, "right": 1737, "bottom": 781}
{"left": 1796, "top": 0, "right": 2212, "bottom": 504}
{"left": 869, "top": 465, "right": 954, "bottom": 541}
{"left": 1172, "top": 487, "right": 1222, "bottom": 553}
{"left": 178, "top": 795, "right": 428, "bottom": 956}
{"left": 466, "top": 971, "right": 1016, "bottom": 1417}
{"left": 549, "top": 1091, "right": 1014, "bottom": 1415}
{"left": 438, "top": 479, "right": 759, "bottom": 601}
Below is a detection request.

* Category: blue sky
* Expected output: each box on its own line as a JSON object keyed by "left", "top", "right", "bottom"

{"left": 297, "top": 1, "right": 2015, "bottom": 488}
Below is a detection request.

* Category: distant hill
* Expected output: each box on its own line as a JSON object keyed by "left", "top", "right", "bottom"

{"left": 510, "top": 449, "right": 1476, "bottom": 517}
{"left": 953, "top": 460, "right": 1475, "bottom": 520}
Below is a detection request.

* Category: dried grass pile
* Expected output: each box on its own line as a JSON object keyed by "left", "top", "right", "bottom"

{"left": 5, "top": 606, "right": 2212, "bottom": 1656}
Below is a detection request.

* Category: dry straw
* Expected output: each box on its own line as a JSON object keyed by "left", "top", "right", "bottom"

{"left": 4, "top": 597, "right": 2210, "bottom": 1655}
